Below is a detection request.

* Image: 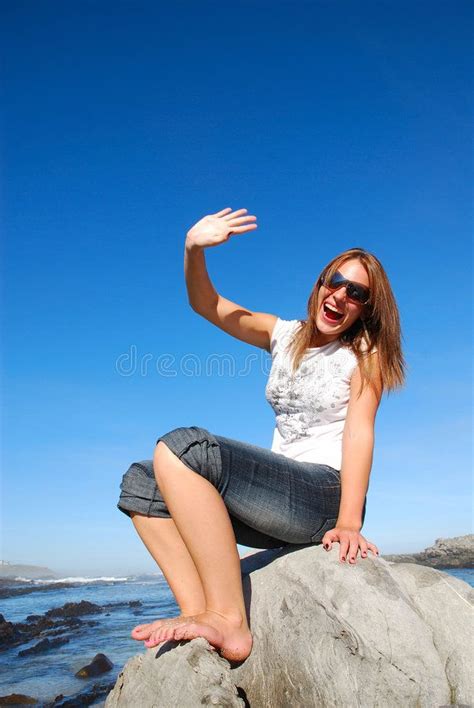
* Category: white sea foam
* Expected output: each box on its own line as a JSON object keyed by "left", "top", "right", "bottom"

{"left": 13, "top": 575, "right": 131, "bottom": 585}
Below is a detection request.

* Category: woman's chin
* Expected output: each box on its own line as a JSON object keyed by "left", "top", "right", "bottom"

{"left": 316, "top": 315, "right": 341, "bottom": 333}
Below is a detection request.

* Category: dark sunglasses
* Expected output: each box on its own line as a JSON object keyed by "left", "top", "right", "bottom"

{"left": 320, "top": 270, "right": 371, "bottom": 305}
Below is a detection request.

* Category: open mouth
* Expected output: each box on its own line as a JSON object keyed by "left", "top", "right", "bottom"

{"left": 322, "top": 302, "right": 344, "bottom": 323}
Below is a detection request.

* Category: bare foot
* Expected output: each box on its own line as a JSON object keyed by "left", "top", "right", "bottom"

{"left": 170, "top": 610, "right": 253, "bottom": 662}
{"left": 131, "top": 614, "right": 191, "bottom": 641}
{"left": 142, "top": 613, "right": 204, "bottom": 648}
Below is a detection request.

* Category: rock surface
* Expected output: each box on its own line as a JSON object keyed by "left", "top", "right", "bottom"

{"left": 381, "top": 534, "right": 474, "bottom": 569}
{"left": 18, "top": 636, "right": 69, "bottom": 657}
{"left": 75, "top": 652, "right": 114, "bottom": 678}
{"left": 0, "top": 599, "right": 135, "bottom": 652}
{"left": 45, "top": 600, "right": 103, "bottom": 619}
{"left": 106, "top": 543, "right": 473, "bottom": 707}
{"left": 0, "top": 696, "right": 38, "bottom": 705}
{"left": 106, "top": 638, "right": 244, "bottom": 706}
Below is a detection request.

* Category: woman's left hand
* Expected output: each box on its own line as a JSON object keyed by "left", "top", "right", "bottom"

{"left": 322, "top": 526, "right": 379, "bottom": 564}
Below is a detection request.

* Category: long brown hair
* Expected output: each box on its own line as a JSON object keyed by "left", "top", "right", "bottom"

{"left": 286, "top": 247, "right": 406, "bottom": 398}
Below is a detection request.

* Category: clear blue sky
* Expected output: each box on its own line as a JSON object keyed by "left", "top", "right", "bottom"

{"left": 2, "top": 1, "right": 472, "bottom": 576}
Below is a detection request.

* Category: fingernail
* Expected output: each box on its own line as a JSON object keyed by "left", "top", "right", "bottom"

{"left": 350, "top": 557, "right": 355, "bottom": 561}
{"left": 323, "top": 544, "right": 328, "bottom": 550}
{"left": 341, "top": 556, "right": 345, "bottom": 561}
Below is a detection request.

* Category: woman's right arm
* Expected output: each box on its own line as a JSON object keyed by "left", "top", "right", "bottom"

{"left": 184, "top": 207, "right": 278, "bottom": 352}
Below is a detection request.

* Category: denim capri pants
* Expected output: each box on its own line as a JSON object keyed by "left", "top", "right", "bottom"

{"left": 117, "top": 425, "right": 367, "bottom": 548}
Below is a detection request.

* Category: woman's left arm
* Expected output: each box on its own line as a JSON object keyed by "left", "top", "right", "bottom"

{"left": 323, "top": 352, "right": 383, "bottom": 563}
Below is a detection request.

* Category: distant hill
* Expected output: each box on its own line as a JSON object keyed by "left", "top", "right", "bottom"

{"left": 381, "top": 534, "right": 473, "bottom": 569}
{"left": 0, "top": 561, "right": 59, "bottom": 579}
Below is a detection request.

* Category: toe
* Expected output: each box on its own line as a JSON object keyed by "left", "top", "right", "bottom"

{"left": 156, "top": 627, "right": 166, "bottom": 642}
{"left": 132, "top": 624, "right": 150, "bottom": 634}
{"left": 163, "top": 626, "right": 175, "bottom": 641}
{"left": 177, "top": 623, "right": 198, "bottom": 641}
{"left": 131, "top": 625, "right": 144, "bottom": 634}
{"left": 133, "top": 627, "right": 151, "bottom": 639}
{"left": 144, "top": 631, "right": 159, "bottom": 648}
{"left": 173, "top": 626, "right": 184, "bottom": 641}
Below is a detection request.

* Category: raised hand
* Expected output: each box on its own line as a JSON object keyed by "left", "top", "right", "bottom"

{"left": 185, "top": 207, "right": 258, "bottom": 250}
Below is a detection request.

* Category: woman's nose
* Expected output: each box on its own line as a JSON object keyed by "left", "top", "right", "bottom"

{"left": 333, "top": 285, "right": 348, "bottom": 302}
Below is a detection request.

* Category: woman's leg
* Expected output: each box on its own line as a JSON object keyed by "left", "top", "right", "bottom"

{"left": 117, "top": 424, "right": 337, "bottom": 661}
{"left": 129, "top": 513, "right": 207, "bottom": 640}
{"left": 148, "top": 441, "right": 253, "bottom": 661}
{"left": 117, "top": 446, "right": 286, "bottom": 649}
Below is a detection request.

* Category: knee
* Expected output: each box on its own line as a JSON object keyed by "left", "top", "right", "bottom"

{"left": 152, "top": 425, "right": 222, "bottom": 489}
{"left": 153, "top": 441, "right": 174, "bottom": 482}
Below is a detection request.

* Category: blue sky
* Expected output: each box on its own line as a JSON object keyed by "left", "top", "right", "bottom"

{"left": 2, "top": 1, "right": 472, "bottom": 576}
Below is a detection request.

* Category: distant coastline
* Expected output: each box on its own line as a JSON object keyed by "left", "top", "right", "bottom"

{"left": 0, "top": 561, "right": 58, "bottom": 580}
{"left": 381, "top": 534, "right": 473, "bottom": 569}
{"left": 1, "top": 534, "right": 473, "bottom": 585}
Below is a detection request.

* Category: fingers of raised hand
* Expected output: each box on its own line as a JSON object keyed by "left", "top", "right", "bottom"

{"left": 213, "top": 207, "right": 250, "bottom": 219}
{"left": 223, "top": 208, "right": 249, "bottom": 219}
{"left": 227, "top": 215, "right": 257, "bottom": 225}
{"left": 228, "top": 224, "right": 258, "bottom": 236}
{"left": 214, "top": 207, "right": 233, "bottom": 216}
{"left": 226, "top": 212, "right": 257, "bottom": 235}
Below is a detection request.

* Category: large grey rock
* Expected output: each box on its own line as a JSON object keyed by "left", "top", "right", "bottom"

{"left": 381, "top": 534, "right": 474, "bottom": 569}
{"left": 107, "top": 544, "right": 474, "bottom": 707}
{"left": 106, "top": 637, "right": 244, "bottom": 707}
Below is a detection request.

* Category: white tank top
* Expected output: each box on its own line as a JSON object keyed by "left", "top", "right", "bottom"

{"left": 265, "top": 317, "right": 376, "bottom": 470}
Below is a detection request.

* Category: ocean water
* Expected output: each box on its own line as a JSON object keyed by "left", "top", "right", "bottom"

{"left": 0, "top": 574, "right": 178, "bottom": 704}
{"left": 0, "top": 567, "right": 473, "bottom": 704}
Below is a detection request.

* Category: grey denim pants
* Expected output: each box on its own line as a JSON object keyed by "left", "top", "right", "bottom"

{"left": 117, "top": 425, "right": 367, "bottom": 548}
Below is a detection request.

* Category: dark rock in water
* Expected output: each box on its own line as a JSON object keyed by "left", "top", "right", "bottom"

{"left": 45, "top": 601, "right": 103, "bottom": 618}
{"left": 382, "top": 534, "right": 474, "bottom": 569}
{"left": 47, "top": 619, "right": 83, "bottom": 638}
{"left": 53, "top": 680, "right": 116, "bottom": 707}
{"left": 0, "top": 694, "right": 38, "bottom": 704}
{"left": 1, "top": 614, "right": 83, "bottom": 652}
{"left": 1, "top": 598, "right": 123, "bottom": 652}
{"left": 0, "top": 580, "right": 93, "bottom": 600}
{"left": 75, "top": 653, "right": 113, "bottom": 678}
{"left": 64, "top": 618, "right": 83, "bottom": 628}
{"left": 15, "top": 616, "right": 56, "bottom": 636}
{"left": 102, "top": 600, "right": 142, "bottom": 611}
{"left": 0, "top": 615, "right": 20, "bottom": 647}
{"left": 18, "top": 636, "right": 69, "bottom": 656}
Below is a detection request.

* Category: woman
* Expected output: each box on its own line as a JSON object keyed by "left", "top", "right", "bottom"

{"left": 117, "top": 207, "right": 406, "bottom": 663}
